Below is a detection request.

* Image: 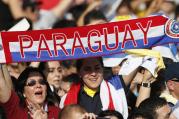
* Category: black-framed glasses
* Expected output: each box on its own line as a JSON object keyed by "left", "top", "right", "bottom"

{"left": 25, "top": 79, "right": 46, "bottom": 87}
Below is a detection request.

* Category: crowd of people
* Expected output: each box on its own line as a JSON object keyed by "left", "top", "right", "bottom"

{"left": 0, "top": 0, "right": 179, "bottom": 119}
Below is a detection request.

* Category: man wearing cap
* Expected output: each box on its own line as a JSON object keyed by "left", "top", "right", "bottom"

{"left": 164, "top": 62, "right": 179, "bottom": 118}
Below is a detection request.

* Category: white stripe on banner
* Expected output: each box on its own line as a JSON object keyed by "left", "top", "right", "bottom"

{"left": 9, "top": 25, "right": 164, "bottom": 52}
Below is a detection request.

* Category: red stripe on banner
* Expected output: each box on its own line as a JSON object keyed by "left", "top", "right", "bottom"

{"left": 1, "top": 33, "right": 12, "bottom": 63}
{"left": 2, "top": 15, "right": 167, "bottom": 42}
{"left": 0, "top": 15, "right": 168, "bottom": 63}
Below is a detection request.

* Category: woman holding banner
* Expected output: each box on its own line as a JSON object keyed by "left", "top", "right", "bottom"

{"left": 0, "top": 65, "right": 60, "bottom": 119}
{"left": 60, "top": 57, "right": 128, "bottom": 119}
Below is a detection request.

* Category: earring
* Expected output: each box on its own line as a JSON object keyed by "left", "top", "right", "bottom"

{"left": 23, "top": 94, "right": 26, "bottom": 98}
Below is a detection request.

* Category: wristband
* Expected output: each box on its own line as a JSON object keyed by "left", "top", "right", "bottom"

{"left": 141, "top": 82, "right": 151, "bottom": 88}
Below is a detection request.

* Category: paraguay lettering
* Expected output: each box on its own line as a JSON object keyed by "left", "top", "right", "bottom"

{"left": 18, "top": 20, "right": 152, "bottom": 58}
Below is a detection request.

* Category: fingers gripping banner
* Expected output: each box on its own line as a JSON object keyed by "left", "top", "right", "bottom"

{"left": 0, "top": 15, "right": 179, "bottom": 63}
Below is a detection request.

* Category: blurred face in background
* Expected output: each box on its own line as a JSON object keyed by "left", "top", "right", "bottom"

{"left": 160, "top": 1, "right": 175, "bottom": 16}
{"left": 46, "top": 61, "right": 64, "bottom": 90}
{"left": 58, "top": 81, "right": 71, "bottom": 98}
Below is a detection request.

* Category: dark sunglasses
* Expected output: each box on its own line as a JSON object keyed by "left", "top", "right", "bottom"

{"left": 25, "top": 79, "right": 46, "bottom": 87}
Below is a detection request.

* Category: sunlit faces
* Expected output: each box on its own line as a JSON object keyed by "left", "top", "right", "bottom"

{"left": 46, "top": 61, "right": 64, "bottom": 90}
{"left": 24, "top": 75, "right": 47, "bottom": 105}
{"left": 79, "top": 58, "right": 103, "bottom": 91}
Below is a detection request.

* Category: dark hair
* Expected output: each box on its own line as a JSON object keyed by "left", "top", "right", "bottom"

{"left": 69, "top": 3, "right": 88, "bottom": 21}
{"left": 128, "top": 109, "right": 154, "bottom": 119}
{"left": 76, "top": 57, "right": 104, "bottom": 73}
{"left": 16, "top": 67, "right": 55, "bottom": 107}
{"left": 84, "top": 9, "right": 107, "bottom": 25}
{"left": 98, "top": 110, "right": 124, "bottom": 119}
{"left": 138, "top": 97, "right": 167, "bottom": 119}
{"left": 52, "top": 19, "right": 77, "bottom": 29}
{"left": 150, "top": 70, "right": 166, "bottom": 97}
{"left": 62, "top": 73, "right": 80, "bottom": 83}
{"left": 116, "top": 0, "right": 132, "bottom": 13}
{"left": 22, "top": 0, "right": 42, "bottom": 12}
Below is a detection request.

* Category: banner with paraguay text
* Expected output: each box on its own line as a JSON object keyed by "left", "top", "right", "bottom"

{"left": 0, "top": 15, "right": 179, "bottom": 63}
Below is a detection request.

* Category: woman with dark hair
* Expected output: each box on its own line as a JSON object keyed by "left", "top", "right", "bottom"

{"left": 0, "top": 65, "right": 60, "bottom": 119}
{"left": 60, "top": 57, "right": 128, "bottom": 119}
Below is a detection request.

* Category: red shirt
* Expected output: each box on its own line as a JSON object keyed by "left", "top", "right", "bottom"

{"left": 0, "top": 91, "right": 60, "bottom": 119}
{"left": 39, "top": 0, "right": 60, "bottom": 10}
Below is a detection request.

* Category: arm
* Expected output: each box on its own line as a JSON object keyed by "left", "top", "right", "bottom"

{"left": 77, "top": 0, "right": 102, "bottom": 26}
{"left": 2, "top": 64, "right": 13, "bottom": 90}
{"left": 0, "top": 64, "right": 11, "bottom": 103}
{"left": 51, "top": 0, "right": 74, "bottom": 19}
{"left": 7, "top": 0, "right": 25, "bottom": 19}
{"left": 144, "top": 0, "right": 163, "bottom": 17}
{"left": 122, "top": 68, "right": 139, "bottom": 87}
{"left": 135, "top": 69, "right": 156, "bottom": 107}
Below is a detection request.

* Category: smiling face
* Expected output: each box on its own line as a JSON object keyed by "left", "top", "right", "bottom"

{"left": 24, "top": 75, "right": 47, "bottom": 105}
{"left": 79, "top": 58, "right": 103, "bottom": 91}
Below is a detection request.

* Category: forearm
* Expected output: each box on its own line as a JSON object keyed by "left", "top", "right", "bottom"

{"left": 0, "top": 64, "right": 11, "bottom": 103}
{"left": 2, "top": 64, "right": 13, "bottom": 90}
{"left": 135, "top": 85, "right": 151, "bottom": 107}
{"left": 8, "top": 0, "right": 25, "bottom": 19}
{"left": 51, "top": 0, "right": 73, "bottom": 18}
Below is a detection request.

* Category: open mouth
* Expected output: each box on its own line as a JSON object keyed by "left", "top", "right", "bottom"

{"left": 35, "top": 91, "right": 43, "bottom": 96}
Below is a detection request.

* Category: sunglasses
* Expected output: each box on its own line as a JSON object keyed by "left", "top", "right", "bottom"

{"left": 25, "top": 79, "right": 46, "bottom": 87}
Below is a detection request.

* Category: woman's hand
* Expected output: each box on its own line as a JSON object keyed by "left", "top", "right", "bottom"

{"left": 27, "top": 102, "right": 47, "bottom": 119}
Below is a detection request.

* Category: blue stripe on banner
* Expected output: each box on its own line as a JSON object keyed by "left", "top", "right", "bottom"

{"left": 108, "top": 75, "right": 123, "bottom": 90}
{"left": 102, "top": 52, "right": 127, "bottom": 58}
{"left": 11, "top": 35, "right": 166, "bottom": 62}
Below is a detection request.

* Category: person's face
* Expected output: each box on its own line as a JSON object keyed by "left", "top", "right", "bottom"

{"left": 24, "top": 75, "right": 47, "bottom": 105}
{"left": 46, "top": 61, "right": 63, "bottom": 90}
{"left": 171, "top": 80, "right": 179, "bottom": 100}
{"left": 117, "top": 6, "right": 131, "bottom": 16}
{"left": 156, "top": 104, "right": 176, "bottom": 119}
{"left": 79, "top": 58, "right": 103, "bottom": 90}
{"left": 58, "top": 81, "right": 71, "bottom": 98}
{"left": 167, "top": 79, "right": 179, "bottom": 100}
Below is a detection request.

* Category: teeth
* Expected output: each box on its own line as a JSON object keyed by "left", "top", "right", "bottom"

{"left": 35, "top": 92, "right": 42, "bottom": 95}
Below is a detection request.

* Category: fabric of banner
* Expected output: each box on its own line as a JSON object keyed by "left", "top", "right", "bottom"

{"left": 0, "top": 15, "right": 179, "bottom": 63}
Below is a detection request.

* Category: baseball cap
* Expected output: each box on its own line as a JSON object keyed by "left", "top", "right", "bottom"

{"left": 163, "top": 62, "right": 179, "bottom": 81}
{"left": 22, "top": 0, "right": 42, "bottom": 9}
